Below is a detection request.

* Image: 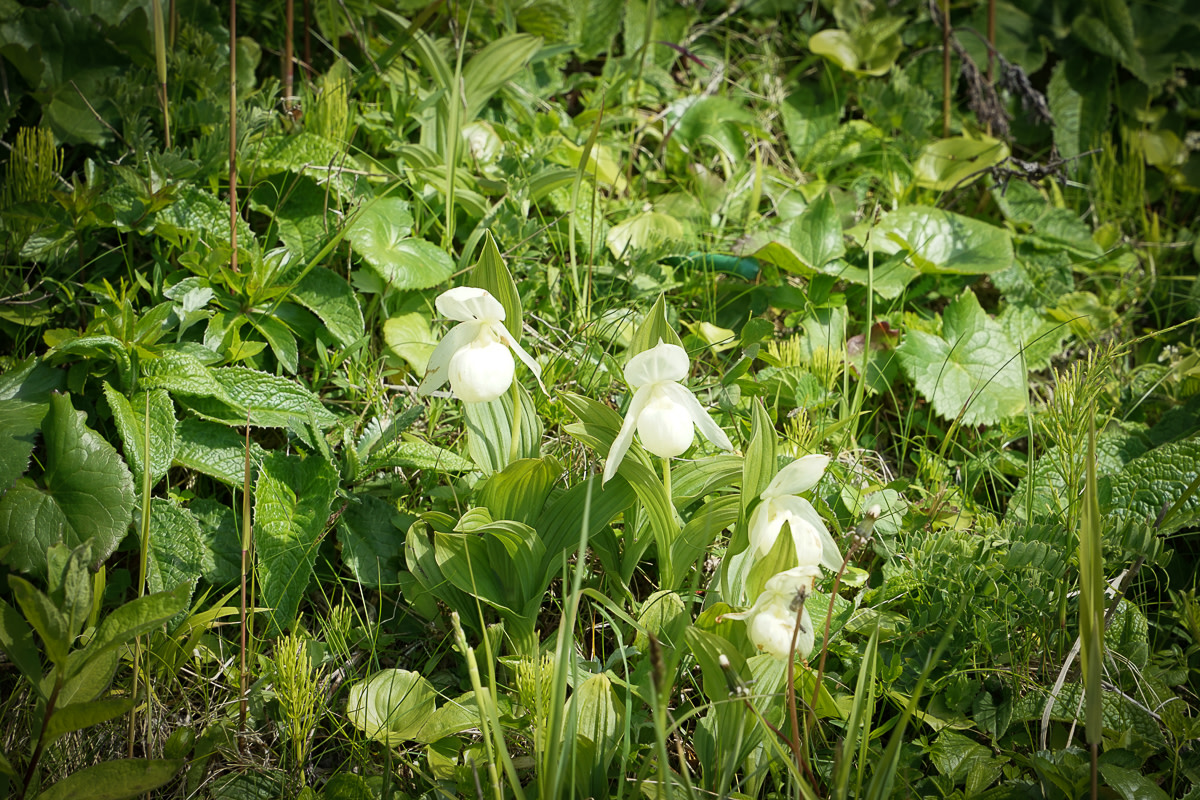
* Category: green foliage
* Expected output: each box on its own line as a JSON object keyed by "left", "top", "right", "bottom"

{"left": 0, "top": 0, "right": 1197, "bottom": 796}
{"left": 897, "top": 290, "right": 1028, "bottom": 426}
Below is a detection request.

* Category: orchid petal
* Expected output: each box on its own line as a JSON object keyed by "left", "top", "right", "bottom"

{"left": 762, "top": 454, "right": 830, "bottom": 499}
{"left": 624, "top": 340, "right": 689, "bottom": 387}
{"left": 418, "top": 320, "right": 482, "bottom": 395}
{"left": 448, "top": 339, "right": 514, "bottom": 403}
{"left": 435, "top": 286, "right": 506, "bottom": 323}
{"left": 659, "top": 381, "right": 733, "bottom": 452}
{"left": 635, "top": 388, "right": 695, "bottom": 458}
{"left": 602, "top": 385, "right": 654, "bottom": 484}
{"left": 747, "top": 500, "right": 783, "bottom": 560}
{"left": 775, "top": 496, "right": 842, "bottom": 572}
{"left": 769, "top": 496, "right": 826, "bottom": 568}
{"left": 495, "top": 324, "right": 547, "bottom": 396}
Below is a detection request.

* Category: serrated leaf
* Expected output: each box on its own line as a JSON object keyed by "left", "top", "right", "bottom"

{"left": 872, "top": 206, "right": 1013, "bottom": 274}
{"left": 103, "top": 385, "right": 177, "bottom": 487}
{"left": 1106, "top": 435, "right": 1200, "bottom": 534}
{"left": 246, "top": 314, "right": 298, "bottom": 374}
{"left": 896, "top": 290, "right": 1027, "bottom": 426}
{"left": 254, "top": 452, "right": 338, "bottom": 634}
{"left": 253, "top": 132, "right": 365, "bottom": 197}
{"left": 0, "top": 398, "right": 48, "bottom": 491}
{"left": 176, "top": 367, "right": 337, "bottom": 429}
{"left": 174, "top": 418, "right": 266, "bottom": 486}
{"left": 140, "top": 349, "right": 227, "bottom": 398}
{"left": 346, "top": 668, "right": 437, "bottom": 744}
{"left": 0, "top": 394, "right": 135, "bottom": 577}
{"left": 33, "top": 758, "right": 183, "bottom": 800}
{"left": 363, "top": 439, "right": 475, "bottom": 473}
{"left": 145, "top": 499, "right": 202, "bottom": 603}
{"left": 153, "top": 184, "right": 254, "bottom": 247}
{"left": 336, "top": 495, "right": 410, "bottom": 589}
{"left": 292, "top": 267, "right": 365, "bottom": 348}
{"left": 190, "top": 498, "right": 242, "bottom": 586}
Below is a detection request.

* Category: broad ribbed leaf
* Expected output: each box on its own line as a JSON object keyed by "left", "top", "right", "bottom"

{"left": 254, "top": 452, "right": 338, "bottom": 634}
{"left": 0, "top": 394, "right": 135, "bottom": 576}
{"left": 103, "top": 385, "right": 177, "bottom": 487}
{"left": 146, "top": 499, "right": 202, "bottom": 600}
{"left": 461, "top": 34, "right": 543, "bottom": 120}
{"left": 468, "top": 232, "right": 523, "bottom": 340}
{"left": 477, "top": 457, "right": 562, "bottom": 526}
{"left": 1106, "top": 435, "right": 1200, "bottom": 534}
{"left": 174, "top": 418, "right": 266, "bottom": 486}
{"left": 177, "top": 367, "right": 337, "bottom": 429}
{"left": 346, "top": 668, "right": 436, "bottom": 745}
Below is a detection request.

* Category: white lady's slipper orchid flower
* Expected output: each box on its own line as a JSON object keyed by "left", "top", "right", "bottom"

{"left": 723, "top": 566, "right": 820, "bottom": 660}
{"left": 602, "top": 340, "right": 733, "bottom": 483}
{"left": 747, "top": 454, "right": 842, "bottom": 572}
{"left": 418, "top": 287, "right": 544, "bottom": 404}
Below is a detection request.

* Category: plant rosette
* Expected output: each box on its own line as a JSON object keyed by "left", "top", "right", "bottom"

{"left": 418, "top": 286, "right": 545, "bottom": 404}
{"left": 723, "top": 565, "right": 821, "bottom": 659}
{"left": 747, "top": 454, "right": 843, "bottom": 572}
{"left": 602, "top": 339, "right": 734, "bottom": 483}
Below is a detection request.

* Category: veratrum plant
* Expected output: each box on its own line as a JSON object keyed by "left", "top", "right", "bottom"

{"left": 0, "top": 542, "right": 190, "bottom": 800}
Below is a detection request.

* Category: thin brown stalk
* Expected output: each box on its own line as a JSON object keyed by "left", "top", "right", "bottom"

{"left": 283, "top": 0, "right": 295, "bottom": 116}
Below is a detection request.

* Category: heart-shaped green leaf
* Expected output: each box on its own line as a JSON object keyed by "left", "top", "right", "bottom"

{"left": 0, "top": 394, "right": 135, "bottom": 577}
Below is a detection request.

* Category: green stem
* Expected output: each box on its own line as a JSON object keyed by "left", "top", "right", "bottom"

{"left": 662, "top": 457, "right": 672, "bottom": 507}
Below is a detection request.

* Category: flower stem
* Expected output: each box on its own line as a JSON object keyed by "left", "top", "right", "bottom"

{"left": 662, "top": 457, "right": 672, "bottom": 506}
{"left": 508, "top": 379, "right": 522, "bottom": 465}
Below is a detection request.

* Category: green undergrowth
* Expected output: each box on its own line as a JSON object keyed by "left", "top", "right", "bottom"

{"left": 1, "top": 0, "right": 1198, "bottom": 799}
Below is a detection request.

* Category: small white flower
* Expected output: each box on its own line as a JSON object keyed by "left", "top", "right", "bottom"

{"left": 418, "top": 287, "right": 544, "bottom": 404}
{"left": 747, "top": 455, "right": 842, "bottom": 572}
{"left": 602, "top": 340, "right": 733, "bottom": 483}
{"left": 724, "top": 566, "right": 820, "bottom": 659}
